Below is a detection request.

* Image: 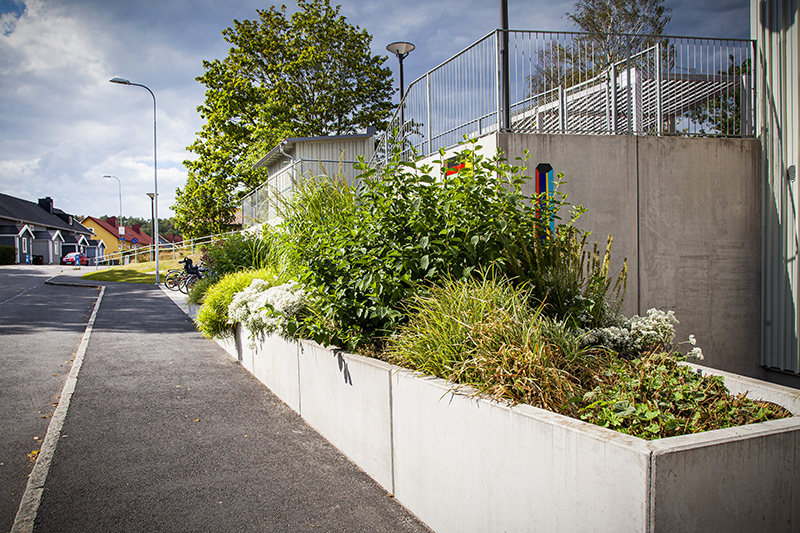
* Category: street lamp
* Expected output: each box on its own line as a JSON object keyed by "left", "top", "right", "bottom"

{"left": 386, "top": 41, "right": 415, "bottom": 126}
{"left": 146, "top": 193, "right": 156, "bottom": 262}
{"left": 110, "top": 77, "right": 160, "bottom": 284}
{"left": 102, "top": 175, "right": 122, "bottom": 222}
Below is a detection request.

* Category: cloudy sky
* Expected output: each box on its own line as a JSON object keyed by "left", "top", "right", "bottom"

{"left": 0, "top": 0, "right": 750, "bottom": 220}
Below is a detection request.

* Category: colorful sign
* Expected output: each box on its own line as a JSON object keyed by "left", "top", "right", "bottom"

{"left": 535, "top": 163, "right": 555, "bottom": 235}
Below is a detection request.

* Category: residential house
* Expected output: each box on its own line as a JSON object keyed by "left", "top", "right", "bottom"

{"left": 0, "top": 224, "right": 35, "bottom": 264}
{"left": 0, "top": 194, "right": 93, "bottom": 264}
{"left": 31, "top": 230, "right": 64, "bottom": 265}
{"left": 86, "top": 239, "right": 106, "bottom": 266}
{"left": 61, "top": 233, "right": 90, "bottom": 256}
{"left": 82, "top": 216, "right": 123, "bottom": 259}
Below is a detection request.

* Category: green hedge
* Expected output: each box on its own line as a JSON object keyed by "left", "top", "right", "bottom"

{"left": 0, "top": 245, "right": 15, "bottom": 265}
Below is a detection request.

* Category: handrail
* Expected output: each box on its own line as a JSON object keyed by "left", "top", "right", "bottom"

{"left": 94, "top": 230, "right": 239, "bottom": 268}
{"left": 371, "top": 29, "right": 756, "bottom": 167}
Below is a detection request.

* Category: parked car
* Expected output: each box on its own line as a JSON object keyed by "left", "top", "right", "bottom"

{"left": 61, "top": 252, "right": 88, "bottom": 266}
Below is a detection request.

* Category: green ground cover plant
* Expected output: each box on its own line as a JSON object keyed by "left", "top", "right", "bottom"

{"left": 388, "top": 276, "right": 791, "bottom": 438}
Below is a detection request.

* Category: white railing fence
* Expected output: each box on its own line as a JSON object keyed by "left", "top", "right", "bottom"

{"left": 95, "top": 231, "right": 239, "bottom": 268}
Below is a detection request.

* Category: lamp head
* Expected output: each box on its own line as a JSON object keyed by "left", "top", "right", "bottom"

{"left": 146, "top": 193, "right": 155, "bottom": 199}
{"left": 386, "top": 42, "right": 415, "bottom": 58}
{"left": 109, "top": 77, "right": 131, "bottom": 85}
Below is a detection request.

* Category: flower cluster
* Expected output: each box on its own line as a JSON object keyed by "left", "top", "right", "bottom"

{"left": 228, "top": 279, "right": 305, "bottom": 338}
{"left": 583, "top": 308, "right": 702, "bottom": 359}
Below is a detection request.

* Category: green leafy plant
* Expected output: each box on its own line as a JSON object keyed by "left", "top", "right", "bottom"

{"left": 0, "top": 245, "right": 16, "bottom": 265}
{"left": 196, "top": 267, "right": 277, "bottom": 339}
{"left": 201, "top": 231, "right": 271, "bottom": 278}
{"left": 280, "top": 138, "right": 624, "bottom": 350}
{"left": 578, "top": 352, "right": 791, "bottom": 439}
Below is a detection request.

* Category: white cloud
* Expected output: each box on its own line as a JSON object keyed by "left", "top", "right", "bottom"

{"left": 0, "top": 0, "right": 752, "bottom": 221}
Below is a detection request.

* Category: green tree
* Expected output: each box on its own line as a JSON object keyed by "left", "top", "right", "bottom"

{"left": 527, "top": 0, "right": 671, "bottom": 104}
{"left": 175, "top": 0, "right": 394, "bottom": 238}
{"left": 684, "top": 56, "right": 751, "bottom": 136}
{"left": 567, "top": 0, "right": 671, "bottom": 66}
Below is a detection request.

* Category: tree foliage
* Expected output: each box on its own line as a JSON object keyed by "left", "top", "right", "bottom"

{"left": 567, "top": 0, "right": 671, "bottom": 65}
{"left": 174, "top": 0, "right": 393, "bottom": 238}
{"left": 685, "top": 56, "right": 751, "bottom": 136}
{"left": 527, "top": 0, "right": 671, "bottom": 101}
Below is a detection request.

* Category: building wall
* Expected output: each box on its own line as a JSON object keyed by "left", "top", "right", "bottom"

{"left": 82, "top": 220, "right": 121, "bottom": 254}
{"left": 293, "top": 136, "right": 374, "bottom": 165}
{"left": 753, "top": 0, "right": 800, "bottom": 385}
{"left": 497, "top": 133, "right": 765, "bottom": 381}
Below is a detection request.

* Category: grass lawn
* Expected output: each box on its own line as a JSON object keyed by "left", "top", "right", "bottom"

{"left": 81, "top": 258, "right": 192, "bottom": 284}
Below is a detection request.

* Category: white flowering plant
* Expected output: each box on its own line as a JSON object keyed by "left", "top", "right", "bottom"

{"left": 227, "top": 278, "right": 306, "bottom": 340}
{"left": 582, "top": 308, "right": 703, "bottom": 360}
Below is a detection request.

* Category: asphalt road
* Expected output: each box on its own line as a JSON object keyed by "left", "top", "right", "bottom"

{"left": 0, "top": 265, "right": 98, "bottom": 533}
{"left": 1, "top": 267, "right": 431, "bottom": 533}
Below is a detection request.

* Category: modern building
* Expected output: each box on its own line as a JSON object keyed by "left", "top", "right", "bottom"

{"left": 753, "top": 0, "right": 800, "bottom": 386}
{"left": 242, "top": 128, "right": 376, "bottom": 225}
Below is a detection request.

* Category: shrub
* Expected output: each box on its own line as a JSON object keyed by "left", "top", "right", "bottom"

{"left": 228, "top": 279, "right": 306, "bottom": 338}
{"left": 196, "top": 268, "right": 277, "bottom": 339}
{"left": 280, "top": 139, "right": 626, "bottom": 350}
{"left": 202, "top": 228, "right": 291, "bottom": 280}
{"left": 582, "top": 308, "right": 704, "bottom": 360}
{"left": 0, "top": 245, "right": 14, "bottom": 265}
{"left": 187, "top": 276, "right": 216, "bottom": 306}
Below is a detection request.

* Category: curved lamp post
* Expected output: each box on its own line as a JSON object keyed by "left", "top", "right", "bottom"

{"left": 109, "top": 77, "right": 160, "bottom": 284}
{"left": 102, "top": 174, "right": 122, "bottom": 222}
{"left": 386, "top": 42, "right": 415, "bottom": 126}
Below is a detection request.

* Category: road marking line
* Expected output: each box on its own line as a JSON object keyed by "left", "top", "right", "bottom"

{"left": 11, "top": 286, "right": 105, "bottom": 533}
{"left": 0, "top": 285, "right": 39, "bottom": 306}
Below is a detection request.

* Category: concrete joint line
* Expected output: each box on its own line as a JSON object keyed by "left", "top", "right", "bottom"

{"left": 11, "top": 286, "right": 106, "bottom": 533}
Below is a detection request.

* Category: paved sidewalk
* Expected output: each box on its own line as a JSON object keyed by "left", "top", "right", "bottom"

{"left": 30, "top": 281, "right": 431, "bottom": 532}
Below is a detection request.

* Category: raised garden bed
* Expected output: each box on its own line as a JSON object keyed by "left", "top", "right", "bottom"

{"left": 216, "top": 326, "right": 800, "bottom": 533}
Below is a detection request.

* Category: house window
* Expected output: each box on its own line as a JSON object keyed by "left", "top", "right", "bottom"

{"left": 22, "top": 237, "right": 27, "bottom": 253}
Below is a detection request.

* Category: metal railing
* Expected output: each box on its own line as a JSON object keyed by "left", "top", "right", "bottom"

{"left": 373, "top": 30, "right": 755, "bottom": 165}
{"left": 242, "top": 159, "right": 362, "bottom": 228}
{"left": 95, "top": 231, "right": 238, "bottom": 268}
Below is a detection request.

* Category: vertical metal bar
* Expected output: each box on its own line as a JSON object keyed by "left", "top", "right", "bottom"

{"left": 498, "top": 17, "right": 507, "bottom": 132}
{"left": 656, "top": 42, "right": 662, "bottom": 135}
{"left": 626, "top": 34, "right": 632, "bottom": 134}
{"left": 426, "top": 72, "right": 432, "bottom": 155}
{"left": 611, "top": 62, "right": 618, "bottom": 133}
{"left": 496, "top": 29, "right": 503, "bottom": 133}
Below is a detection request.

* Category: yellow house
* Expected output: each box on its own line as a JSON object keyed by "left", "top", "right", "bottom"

{"left": 82, "top": 216, "right": 123, "bottom": 255}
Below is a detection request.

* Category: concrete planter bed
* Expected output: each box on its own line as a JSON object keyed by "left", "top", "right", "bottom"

{"left": 216, "top": 326, "right": 800, "bottom": 533}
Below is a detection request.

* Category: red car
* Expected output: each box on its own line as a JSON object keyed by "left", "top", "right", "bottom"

{"left": 61, "top": 252, "right": 88, "bottom": 266}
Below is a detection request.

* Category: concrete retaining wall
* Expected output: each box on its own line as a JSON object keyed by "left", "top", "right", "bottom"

{"left": 221, "top": 329, "right": 800, "bottom": 533}
{"left": 494, "top": 133, "right": 764, "bottom": 382}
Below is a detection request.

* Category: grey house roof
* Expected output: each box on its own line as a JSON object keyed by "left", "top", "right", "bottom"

{"left": 0, "top": 224, "right": 34, "bottom": 238}
{"left": 33, "top": 229, "right": 65, "bottom": 242}
{"left": 0, "top": 193, "right": 92, "bottom": 236}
